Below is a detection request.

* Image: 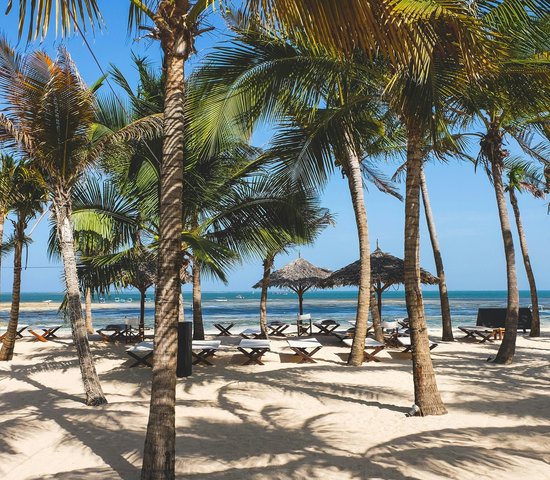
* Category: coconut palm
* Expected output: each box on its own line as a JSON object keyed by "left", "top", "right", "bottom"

{"left": 506, "top": 161, "right": 546, "bottom": 337}
{"left": 0, "top": 154, "right": 17, "bottom": 297}
{"left": 457, "top": 3, "right": 550, "bottom": 363}
{"left": 0, "top": 42, "right": 107, "bottom": 405}
{"left": 0, "top": 162, "right": 46, "bottom": 361}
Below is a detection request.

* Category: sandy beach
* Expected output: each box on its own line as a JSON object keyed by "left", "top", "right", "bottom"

{"left": 1, "top": 328, "right": 549, "bottom": 480}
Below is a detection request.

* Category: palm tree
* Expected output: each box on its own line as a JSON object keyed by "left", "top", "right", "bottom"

{"left": 0, "top": 155, "right": 17, "bottom": 299}
{"left": 458, "top": 2, "right": 550, "bottom": 363}
{"left": 0, "top": 162, "right": 45, "bottom": 361}
{"left": 506, "top": 162, "right": 546, "bottom": 337}
{"left": 0, "top": 42, "right": 107, "bottom": 405}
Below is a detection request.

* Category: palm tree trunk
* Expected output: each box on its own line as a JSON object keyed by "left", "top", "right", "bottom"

{"left": 53, "top": 192, "right": 107, "bottom": 405}
{"left": 259, "top": 254, "right": 274, "bottom": 339}
{"left": 420, "top": 166, "right": 453, "bottom": 341}
{"left": 344, "top": 140, "right": 371, "bottom": 366}
{"left": 142, "top": 17, "right": 187, "bottom": 479}
{"left": 298, "top": 288, "right": 304, "bottom": 316}
{"left": 488, "top": 146, "right": 519, "bottom": 364}
{"left": 370, "top": 291, "right": 384, "bottom": 343}
{"left": 404, "top": 127, "right": 447, "bottom": 416}
{"left": 0, "top": 214, "right": 24, "bottom": 361}
{"left": 192, "top": 260, "right": 205, "bottom": 340}
{"left": 139, "top": 289, "right": 147, "bottom": 340}
{"left": 509, "top": 188, "right": 539, "bottom": 336}
{"left": 84, "top": 287, "right": 94, "bottom": 335}
{"left": 0, "top": 213, "right": 5, "bottom": 299}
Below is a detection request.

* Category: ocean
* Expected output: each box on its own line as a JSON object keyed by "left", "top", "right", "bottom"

{"left": 1, "top": 290, "right": 548, "bottom": 330}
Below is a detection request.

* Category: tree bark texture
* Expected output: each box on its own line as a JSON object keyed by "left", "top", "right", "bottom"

{"left": 344, "top": 141, "right": 371, "bottom": 366}
{"left": 85, "top": 287, "right": 94, "bottom": 335}
{"left": 192, "top": 260, "right": 205, "bottom": 340}
{"left": 0, "top": 213, "right": 5, "bottom": 298}
{"left": 487, "top": 136, "right": 519, "bottom": 364}
{"left": 404, "top": 128, "right": 447, "bottom": 416}
{"left": 259, "top": 254, "right": 274, "bottom": 339}
{"left": 0, "top": 214, "right": 24, "bottom": 361}
{"left": 420, "top": 167, "right": 453, "bottom": 341}
{"left": 370, "top": 290, "right": 384, "bottom": 343}
{"left": 509, "top": 189, "right": 540, "bottom": 337}
{"left": 141, "top": 11, "right": 187, "bottom": 478}
{"left": 54, "top": 192, "right": 107, "bottom": 405}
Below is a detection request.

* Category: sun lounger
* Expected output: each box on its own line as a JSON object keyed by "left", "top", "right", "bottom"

{"left": 267, "top": 321, "right": 291, "bottom": 336}
{"left": 332, "top": 328, "right": 356, "bottom": 342}
{"left": 97, "top": 323, "right": 128, "bottom": 342}
{"left": 213, "top": 322, "right": 235, "bottom": 336}
{"left": 0, "top": 324, "right": 28, "bottom": 341}
{"left": 192, "top": 340, "right": 221, "bottom": 366}
{"left": 237, "top": 339, "right": 270, "bottom": 365}
{"left": 395, "top": 336, "right": 438, "bottom": 353}
{"left": 239, "top": 328, "right": 264, "bottom": 339}
{"left": 28, "top": 325, "right": 62, "bottom": 342}
{"left": 126, "top": 341, "right": 154, "bottom": 367}
{"left": 313, "top": 319, "right": 340, "bottom": 334}
{"left": 286, "top": 338, "right": 323, "bottom": 363}
{"left": 342, "top": 337, "right": 385, "bottom": 363}
{"left": 458, "top": 325, "right": 503, "bottom": 343}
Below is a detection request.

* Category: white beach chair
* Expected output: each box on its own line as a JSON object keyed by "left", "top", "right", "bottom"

{"left": 237, "top": 339, "right": 270, "bottom": 365}
{"left": 286, "top": 338, "right": 323, "bottom": 363}
{"left": 239, "top": 328, "right": 263, "bottom": 339}
{"left": 126, "top": 341, "right": 154, "bottom": 367}
{"left": 192, "top": 340, "right": 221, "bottom": 366}
{"left": 342, "top": 337, "right": 385, "bottom": 363}
{"left": 395, "top": 336, "right": 438, "bottom": 353}
{"left": 297, "top": 313, "right": 312, "bottom": 336}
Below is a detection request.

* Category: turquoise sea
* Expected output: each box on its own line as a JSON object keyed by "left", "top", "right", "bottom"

{"left": 1, "top": 290, "right": 549, "bottom": 330}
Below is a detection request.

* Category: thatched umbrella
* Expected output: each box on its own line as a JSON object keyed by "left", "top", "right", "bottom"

{"left": 322, "top": 246, "right": 438, "bottom": 318}
{"left": 253, "top": 257, "right": 332, "bottom": 315}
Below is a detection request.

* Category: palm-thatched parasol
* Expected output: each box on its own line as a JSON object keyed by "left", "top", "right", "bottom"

{"left": 322, "top": 246, "right": 438, "bottom": 317}
{"left": 253, "top": 257, "right": 332, "bottom": 315}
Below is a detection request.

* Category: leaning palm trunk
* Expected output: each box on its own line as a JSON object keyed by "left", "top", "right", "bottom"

{"left": 84, "top": 287, "right": 94, "bottom": 335}
{"left": 420, "top": 167, "right": 453, "bottom": 341}
{"left": 0, "top": 214, "right": 24, "bottom": 361}
{"left": 404, "top": 128, "right": 447, "bottom": 416}
{"left": 0, "top": 213, "right": 4, "bottom": 296}
{"left": 487, "top": 139, "right": 519, "bottom": 364}
{"left": 259, "top": 254, "right": 274, "bottom": 339}
{"left": 344, "top": 139, "right": 371, "bottom": 366}
{"left": 142, "top": 19, "right": 187, "bottom": 479}
{"left": 508, "top": 189, "right": 540, "bottom": 337}
{"left": 192, "top": 261, "right": 205, "bottom": 340}
{"left": 53, "top": 192, "right": 107, "bottom": 405}
{"left": 370, "top": 291, "right": 384, "bottom": 343}
{"left": 508, "top": 188, "right": 540, "bottom": 337}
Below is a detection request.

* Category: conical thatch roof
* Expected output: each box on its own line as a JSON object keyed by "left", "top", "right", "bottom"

{"left": 322, "top": 247, "right": 438, "bottom": 288}
{"left": 253, "top": 257, "right": 332, "bottom": 290}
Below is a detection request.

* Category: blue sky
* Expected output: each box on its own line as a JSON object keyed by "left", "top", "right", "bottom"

{"left": 0, "top": 4, "right": 548, "bottom": 294}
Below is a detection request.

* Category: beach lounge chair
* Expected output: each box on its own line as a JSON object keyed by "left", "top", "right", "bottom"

{"left": 458, "top": 325, "right": 502, "bottom": 343}
{"left": 96, "top": 323, "right": 127, "bottom": 342}
{"left": 126, "top": 341, "right": 154, "bottom": 367}
{"left": 192, "top": 340, "right": 221, "bottom": 366}
{"left": 313, "top": 319, "right": 340, "bottom": 335}
{"left": 396, "top": 336, "right": 438, "bottom": 353}
{"left": 267, "top": 321, "right": 291, "bottom": 336}
{"left": 332, "top": 327, "right": 356, "bottom": 342}
{"left": 0, "top": 324, "right": 28, "bottom": 341}
{"left": 239, "top": 328, "right": 263, "bottom": 339}
{"left": 286, "top": 338, "right": 323, "bottom": 363}
{"left": 297, "top": 314, "right": 312, "bottom": 336}
{"left": 213, "top": 322, "right": 235, "bottom": 336}
{"left": 342, "top": 338, "right": 385, "bottom": 363}
{"left": 28, "top": 325, "right": 62, "bottom": 342}
{"left": 237, "top": 339, "right": 270, "bottom": 365}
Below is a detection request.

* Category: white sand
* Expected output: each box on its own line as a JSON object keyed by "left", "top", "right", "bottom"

{"left": 0, "top": 328, "right": 549, "bottom": 480}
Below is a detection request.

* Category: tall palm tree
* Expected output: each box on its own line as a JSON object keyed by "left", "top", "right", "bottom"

{"left": 458, "top": 2, "right": 550, "bottom": 363}
{"left": 0, "top": 155, "right": 17, "bottom": 298}
{"left": 0, "top": 162, "right": 45, "bottom": 361}
{"left": 506, "top": 162, "right": 546, "bottom": 337}
{"left": 0, "top": 42, "right": 107, "bottom": 405}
